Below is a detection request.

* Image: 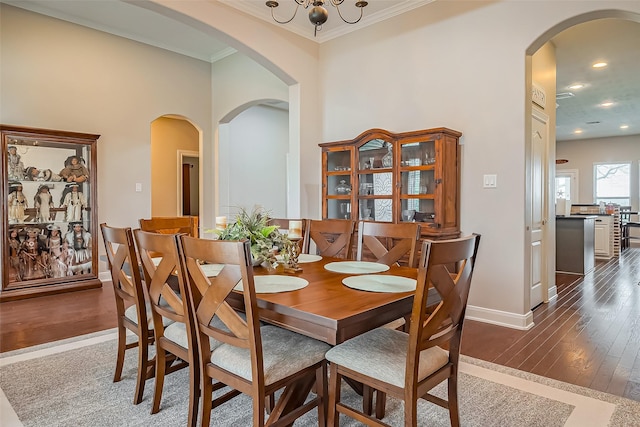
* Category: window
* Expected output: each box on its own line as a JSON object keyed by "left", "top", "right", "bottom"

{"left": 594, "top": 163, "right": 630, "bottom": 206}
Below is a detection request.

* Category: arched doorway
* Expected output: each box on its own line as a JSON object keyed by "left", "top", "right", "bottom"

{"left": 150, "top": 116, "right": 202, "bottom": 219}
{"left": 525, "top": 11, "right": 640, "bottom": 312}
{"left": 217, "top": 100, "right": 289, "bottom": 219}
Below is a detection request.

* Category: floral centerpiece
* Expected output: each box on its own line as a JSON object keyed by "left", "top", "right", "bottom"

{"left": 213, "top": 206, "right": 290, "bottom": 266}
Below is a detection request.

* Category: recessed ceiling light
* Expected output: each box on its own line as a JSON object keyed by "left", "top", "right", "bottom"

{"left": 574, "top": 129, "right": 583, "bottom": 134}
{"left": 568, "top": 84, "right": 584, "bottom": 90}
{"left": 620, "top": 125, "right": 629, "bottom": 129}
{"left": 600, "top": 102, "right": 614, "bottom": 107}
{"left": 592, "top": 62, "right": 608, "bottom": 68}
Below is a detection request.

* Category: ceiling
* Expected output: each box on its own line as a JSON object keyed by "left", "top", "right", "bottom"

{"left": 3, "top": 0, "right": 639, "bottom": 142}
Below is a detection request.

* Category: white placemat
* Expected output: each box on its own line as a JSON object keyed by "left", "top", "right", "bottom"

{"left": 199, "top": 263, "right": 224, "bottom": 277}
{"left": 234, "top": 275, "right": 309, "bottom": 293}
{"left": 342, "top": 275, "right": 417, "bottom": 293}
{"left": 324, "top": 261, "right": 390, "bottom": 274}
{"left": 275, "top": 254, "right": 323, "bottom": 264}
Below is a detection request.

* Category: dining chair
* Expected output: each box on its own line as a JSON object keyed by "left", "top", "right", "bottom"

{"left": 178, "top": 236, "right": 330, "bottom": 427}
{"left": 139, "top": 216, "right": 199, "bottom": 238}
{"left": 303, "top": 219, "right": 355, "bottom": 259}
{"left": 326, "top": 234, "right": 481, "bottom": 427}
{"left": 100, "top": 223, "right": 158, "bottom": 405}
{"left": 133, "top": 229, "right": 199, "bottom": 426}
{"left": 356, "top": 221, "right": 421, "bottom": 267}
{"left": 355, "top": 221, "right": 422, "bottom": 414}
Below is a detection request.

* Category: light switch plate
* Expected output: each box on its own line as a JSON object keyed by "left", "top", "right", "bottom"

{"left": 135, "top": 183, "right": 142, "bottom": 192}
{"left": 483, "top": 174, "right": 497, "bottom": 188}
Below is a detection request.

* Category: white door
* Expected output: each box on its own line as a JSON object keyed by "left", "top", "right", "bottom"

{"left": 530, "top": 108, "right": 548, "bottom": 309}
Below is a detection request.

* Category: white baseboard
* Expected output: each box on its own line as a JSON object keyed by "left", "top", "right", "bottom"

{"left": 466, "top": 305, "right": 534, "bottom": 330}
{"left": 547, "top": 285, "right": 558, "bottom": 303}
{"left": 98, "top": 271, "right": 111, "bottom": 282}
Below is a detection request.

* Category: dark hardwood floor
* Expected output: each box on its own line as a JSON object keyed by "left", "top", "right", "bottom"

{"left": 1, "top": 247, "right": 639, "bottom": 402}
{"left": 462, "top": 247, "right": 640, "bottom": 402}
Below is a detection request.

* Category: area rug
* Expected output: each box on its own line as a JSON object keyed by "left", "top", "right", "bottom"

{"left": 1, "top": 329, "right": 639, "bottom": 426}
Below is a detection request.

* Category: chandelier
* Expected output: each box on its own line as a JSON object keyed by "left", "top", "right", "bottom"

{"left": 265, "top": 0, "right": 368, "bottom": 37}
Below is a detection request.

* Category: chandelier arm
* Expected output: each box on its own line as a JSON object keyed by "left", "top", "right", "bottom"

{"left": 333, "top": 3, "right": 364, "bottom": 25}
{"left": 269, "top": 3, "right": 301, "bottom": 24}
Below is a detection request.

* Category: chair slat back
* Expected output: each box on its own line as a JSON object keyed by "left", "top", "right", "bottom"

{"left": 178, "top": 237, "right": 264, "bottom": 383}
{"left": 139, "top": 216, "right": 199, "bottom": 238}
{"left": 356, "top": 221, "right": 421, "bottom": 267}
{"left": 101, "top": 224, "right": 146, "bottom": 324}
{"left": 303, "top": 219, "right": 355, "bottom": 258}
{"left": 134, "top": 230, "right": 187, "bottom": 325}
{"left": 407, "top": 234, "right": 481, "bottom": 385}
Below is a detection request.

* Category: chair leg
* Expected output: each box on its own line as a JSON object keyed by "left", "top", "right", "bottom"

{"left": 133, "top": 336, "right": 148, "bottom": 404}
{"left": 375, "top": 390, "right": 386, "bottom": 419}
{"left": 328, "top": 363, "right": 341, "bottom": 427}
{"left": 448, "top": 373, "right": 460, "bottom": 427}
{"left": 316, "top": 362, "right": 328, "bottom": 427}
{"left": 151, "top": 347, "right": 167, "bottom": 414}
{"left": 200, "top": 377, "right": 214, "bottom": 427}
{"left": 113, "top": 324, "right": 127, "bottom": 383}
{"left": 363, "top": 385, "right": 374, "bottom": 415}
{"left": 187, "top": 354, "right": 200, "bottom": 427}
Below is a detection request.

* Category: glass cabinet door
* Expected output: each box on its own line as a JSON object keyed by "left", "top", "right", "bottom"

{"left": 2, "top": 125, "right": 99, "bottom": 298}
{"left": 399, "top": 139, "right": 437, "bottom": 226}
{"left": 324, "top": 148, "right": 353, "bottom": 219}
{"left": 357, "top": 138, "right": 393, "bottom": 222}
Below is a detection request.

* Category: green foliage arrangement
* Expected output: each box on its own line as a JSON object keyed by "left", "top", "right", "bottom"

{"left": 215, "top": 206, "right": 290, "bottom": 264}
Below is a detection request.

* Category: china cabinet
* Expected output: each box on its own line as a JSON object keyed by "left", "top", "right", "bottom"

{"left": 1, "top": 125, "right": 100, "bottom": 301}
{"left": 319, "top": 127, "right": 461, "bottom": 239}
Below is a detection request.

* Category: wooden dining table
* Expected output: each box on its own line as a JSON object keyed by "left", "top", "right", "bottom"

{"left": 226, "top": 256, "right": 419, "bottom": 346}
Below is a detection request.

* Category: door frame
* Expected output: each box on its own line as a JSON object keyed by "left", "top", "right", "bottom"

{"left": 176, "top": 149, "right": 199, "bottom": 216}
{"left": 529, "top": 106, "right": 550, "bottom": 309}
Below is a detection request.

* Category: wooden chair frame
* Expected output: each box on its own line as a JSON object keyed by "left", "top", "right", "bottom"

{"left": 356, "top": 221, "right": 421, "bottom": 268}
{"left": 303, "top": 219, "right": 355, "bottom": 259}
{"left": 328, "top": 234, "right": 481, "bottom": 427}
{"left": 100, "top": 223, "right": 153, "bottom": 405}
{"left": 139, "top": 216, "right": 199, "bottom": 238}
{"left": 178, "top": 236, "right": 328, "bottom": 427}
{"left": 133, "top": 230, "right": 200, "bottom": 426}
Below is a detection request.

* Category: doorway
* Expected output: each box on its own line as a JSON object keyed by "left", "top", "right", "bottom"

{"left": 150, "top": 116, "right": 201, "bottom": 218}
{"left": 179, "top": 153, "right": 199, "bottom": 216}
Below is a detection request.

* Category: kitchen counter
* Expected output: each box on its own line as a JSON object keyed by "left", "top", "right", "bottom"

{"left": 556, "top": 215, "right": 596, "bottom": 274}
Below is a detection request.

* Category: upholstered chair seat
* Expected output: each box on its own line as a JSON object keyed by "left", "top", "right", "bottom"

{"left": 210, "top": 324, "right": 329, "bottom": 384}
{"left": 124, "top": 303, "right": 174, "bottom": 329}
{"left": 326, "top": 327, "right": 448, "bottom": 388}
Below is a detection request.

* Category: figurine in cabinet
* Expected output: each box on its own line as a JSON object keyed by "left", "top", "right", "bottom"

{"left": 59, "top": 155, "right": 89, "bottom": 183}
{"left": 8, "top": 182, "right": 28, "bottom": 223}
{"left": 19, "top": 227, "right": 48, "bottom": 280}
{"left": 34, "top": 184, "right": 54, "bottom": 223}
{"left": 46, "top": 225, "right": 67, "bottom": 278}
{"left": 382, "top": 143, "right": 393, "bottom": 168}
{"left": 60, "top": 183, "right": 87, "bottom": 222}
{"left": 65, "top": 222, "right": 91, "bottom": 274}
{"left": 8, "top": 228, "right": 22, "bottom": 281}
{"left": 7, "top": 145, "right": 25, "bottom": 180}
{"left": 24, "top": 166, "right": 62, "bottom": 182}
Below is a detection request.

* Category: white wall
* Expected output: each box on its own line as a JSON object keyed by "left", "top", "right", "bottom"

{"left": 314, "top": 1, "right": 640, "bottom": 325}
{"left": 0, "top": 5, "right": 212, "bottom": 234}
{"left": 222, "top": 105, "right": 289, "bottom": 218}
{"left": 557, "top": 134, "right": 640, "bottom": 209}
{"left": 211, "top": 53, "right": 289, "bottom": 223}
